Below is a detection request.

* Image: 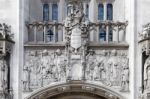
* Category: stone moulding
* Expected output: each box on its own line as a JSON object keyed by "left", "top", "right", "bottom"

{"left": 25, "top": 81, "right": 125, "bottom": 99}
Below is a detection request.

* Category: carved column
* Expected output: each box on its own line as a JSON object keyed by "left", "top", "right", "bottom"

{"left": 117, "top": 25, "right": 119, "bottom": 42}
{"left": 33, "top": 25, "right": 37, "bottom": 42}
{"left": 106, "top": 25, "right": 109, "bottom": 42}
{"left": 53, "top": 24, "right": 57, "bottom": 42}
{"left": 113, "top": 26, "right": 118, "bottom": 42}
{"left": 43, "top": 25, "right": 47, "bottom": 43}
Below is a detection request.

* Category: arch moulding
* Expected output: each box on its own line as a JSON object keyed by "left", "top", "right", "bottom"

{"left": 25, "top": 81, "right": 125, "bottom": 99}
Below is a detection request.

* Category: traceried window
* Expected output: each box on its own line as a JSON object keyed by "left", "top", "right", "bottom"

{"left": 107, "top": 4, "right": 113, "bottom": 20}
{"left": 98, "top": 4, "right": 104, "bottom": 20}
{"left": 43, "top": 4, "right": 49, "bottom": 21}
{"left": 52, "top": 4, "right": 58, "bottom": 21}
{"left": 99, "top": 27, "right": 106, "bottom": 42}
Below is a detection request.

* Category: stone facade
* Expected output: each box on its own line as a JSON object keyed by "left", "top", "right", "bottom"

{"left": 0, "top": 0, "right": 150, "bottom": 99}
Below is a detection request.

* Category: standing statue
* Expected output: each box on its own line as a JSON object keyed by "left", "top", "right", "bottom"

{"left": 23, "top": 62, "right": 31, "bottom": 91}
{"left": 0, "top": 60, "right": 3, "bottom": 91}
{"left": 144, "top": 56, "right": 150, "bottom": 89}
{"left": 121, "top": 65, "right": 129, "bottom": 91}
{"left": 147, "top": 66, "right": 150, "bottom": 88}
{"left": 107, "top": 50, "right": 118, "bottom": 86}
{"left": 98, "top": 50, "right": 107, "bottom": 81}
{"left": 93, "top": 61, "right": 100, "bottom": 80}
{"left": 86, "top": 50, "right": 96, "bottom": 80}
{"left": 99, "top": 62, "right": 106, "bottom": 80}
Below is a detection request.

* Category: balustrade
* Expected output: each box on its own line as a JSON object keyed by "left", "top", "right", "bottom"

{"left": 27, "top": 21, "right": 63, "bottom": 43}
{"left": 27, "top": 21, "right": 127, "bottom": 44}
{"left": 91, "top": 20, "right": 128, "bottom": 43}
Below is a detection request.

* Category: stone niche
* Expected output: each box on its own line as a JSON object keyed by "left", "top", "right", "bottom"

{"left": 0, "top": 23, "right": 14, "bottom": 99}
{"left": 139, "top": 23, "right": 150, "bottom": 99}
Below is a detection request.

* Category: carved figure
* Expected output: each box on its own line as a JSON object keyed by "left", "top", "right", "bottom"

{"left": 107, "top": 50, "right": 118, "bottom": 86}
{"left": 99, "top": 62, "right": 106, "bottom": 80}
{"left": 147, "top": 66, "right": 150, "bottom": 88}
{"left": 144, "top": 56, "right": 150, "bottom": 89}
{"left": 0, "top": 60, "right": 3, "bottom": 90}
{"left": 23, "top": 63, "right": 31, "bottom": 91}
{"left": 121, "top": 66, "right": 129, "bottom": 91}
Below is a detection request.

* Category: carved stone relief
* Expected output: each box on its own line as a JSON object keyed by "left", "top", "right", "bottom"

{"left": 23, "top": 49, "right": 129, "bottom": 92}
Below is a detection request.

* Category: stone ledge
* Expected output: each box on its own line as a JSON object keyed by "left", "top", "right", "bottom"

{"left": 24, "top": 42, "right": 129, "bottom": 49}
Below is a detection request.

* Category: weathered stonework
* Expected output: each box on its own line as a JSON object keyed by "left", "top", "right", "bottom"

{"left": 139, "top": 23, "right": 150, "bottom": 99}
{"left": 23, "top": 1, "right": 129, "bottom": 96}
{"left": 23, "top": 49, "right": 129, "bottom": 92}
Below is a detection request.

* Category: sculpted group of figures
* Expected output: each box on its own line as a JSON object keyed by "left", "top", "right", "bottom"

{"left": 23, "top": 49, "right": 129, "bottom": 92}
{"left": 23, "top": 49, "right": 67, "bottom": 91}
{"left": 86, "top": 50, "right": 129, "bottom": 91}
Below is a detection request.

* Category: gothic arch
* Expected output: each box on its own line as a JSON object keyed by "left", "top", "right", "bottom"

{"left": 25, "top": 81, "right": 125, "bottom": 99}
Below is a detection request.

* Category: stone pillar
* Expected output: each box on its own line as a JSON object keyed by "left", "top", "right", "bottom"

{"left": 89, "top": 0, "right": 97, "bottom": 42}
{"left": 106, "top": 25, "right": 109, "bottom": 42}
{"left": 119, "top": 30, "right": 124, "bottom": 42}
{"left": 104, "top": 2, "right": 107, "bottom": 42}
{"left": 34, "top": 25, "right": 37, "bottom": 42}
{"left": 113, "top": 26, "right": 119, "bottom": 42}
{"left": 53, "top": 25, "right": 56, "bottom": 42}
{"left": 49, "top": 3, "right": 52, "bottom": 21}
{"left": 43, "top": 25, "right": 47, "bottom": 43}
{"left": 58, "top": 0, "right": 65, "bottom": 42}
{"left": 104, "top": 2, "right": 107, "bottom": 21}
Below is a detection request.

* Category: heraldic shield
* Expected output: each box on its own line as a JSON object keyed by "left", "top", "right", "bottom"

{"left": 71, "top": 27, "right": 82, "bottom": 49}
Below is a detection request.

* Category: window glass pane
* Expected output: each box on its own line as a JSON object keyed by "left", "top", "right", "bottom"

{"left": 85, "top": 4, "right": 89, "bottom": 18}
{"left": 99, "top": 27, "right": 106, "bottom": 42}
{"left": 109, "top": 27, "right": 113, "bottom": 41}
{"left": 43, "top": 4, "right": 49, "bottom": 21}
{"left": 98, "top": 4, "right": 104, "bottom": 20}
{"left": 107, "top": 4, "right": 113, "bottom": 20}
{"left": 47, "top": 29, "right": 54, "bottom": 42}
{"left": 52, "top": 4, "right": 58, "bottom": 21}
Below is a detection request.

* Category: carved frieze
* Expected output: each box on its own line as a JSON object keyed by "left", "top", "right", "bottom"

{"left": 23, "top": 49, "right": 129, "bottom": 92}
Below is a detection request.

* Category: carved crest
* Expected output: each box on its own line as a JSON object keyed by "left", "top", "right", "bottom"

{"left": 71, "top": 27, "right": 82, "bottom": 49}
